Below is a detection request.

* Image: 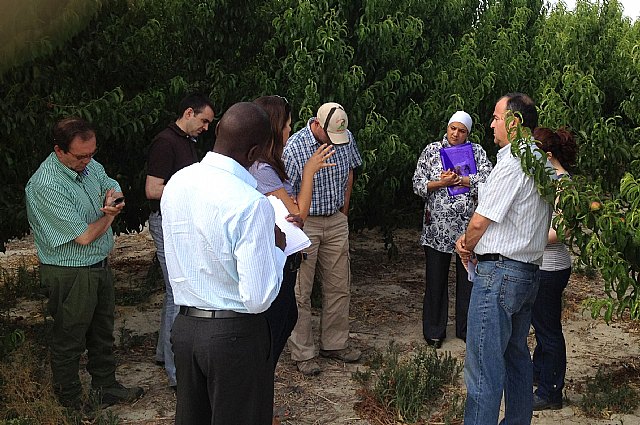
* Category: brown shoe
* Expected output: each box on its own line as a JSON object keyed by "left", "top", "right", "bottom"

{"left": 319, "top": 346, "right": 361, "bottom": 362}
{"left": 296, "top": 359, "right": 321, "bottom": 375}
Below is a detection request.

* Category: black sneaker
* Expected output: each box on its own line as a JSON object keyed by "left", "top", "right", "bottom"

{"left": 92, "top": 382, "right": 144, "bottom": 407}
{"left": 532, "top": 393, "right": 562, "bottom": 411}
{"left": 425, "top": 338, "right": 443, "bottom": 349}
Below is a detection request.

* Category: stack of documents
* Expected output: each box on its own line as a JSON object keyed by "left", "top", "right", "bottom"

{"left": 268, "top": 196, "right": 312, "bottom": 256}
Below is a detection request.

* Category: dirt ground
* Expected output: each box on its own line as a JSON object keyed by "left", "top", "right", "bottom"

{"left": 2, "top": 227, "right": 640, "bottom": 424}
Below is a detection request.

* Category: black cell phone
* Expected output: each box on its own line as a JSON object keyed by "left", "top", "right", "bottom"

{"left": 110, "top": 196, "right": 125, "bottom": 207}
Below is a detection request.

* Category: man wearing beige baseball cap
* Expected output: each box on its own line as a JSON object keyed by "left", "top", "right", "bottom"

{"left": 282, "top": 102, "right": 363, "bottom": 375}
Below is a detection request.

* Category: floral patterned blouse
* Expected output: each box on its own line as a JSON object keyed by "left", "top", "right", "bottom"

{"left": 412, "top": 135, "right": 493, "bottom": 253}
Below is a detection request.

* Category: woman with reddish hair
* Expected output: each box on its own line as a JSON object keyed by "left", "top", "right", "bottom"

{"left": 250, "top": 95, "right": 335, "bottom": 365}
{"left": 531, "top": 127, "right": 578, "bottom": 411}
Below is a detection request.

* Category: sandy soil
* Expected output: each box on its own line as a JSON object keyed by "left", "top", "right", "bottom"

{"left": 2, "top": 227, "right": 639, "bottom": 424}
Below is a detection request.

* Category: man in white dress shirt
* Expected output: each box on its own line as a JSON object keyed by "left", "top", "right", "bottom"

{"left": 161, "top": 102, "right": 287, "bottom": 425}
{"left": 456, "top": 93, "right": 552, "bottom": 425}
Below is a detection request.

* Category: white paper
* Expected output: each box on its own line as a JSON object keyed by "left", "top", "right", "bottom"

{"left": 467, "top": 260, "right": 476, "bottom": 282}
{"left": 267, "top": 196, "right": 312, "bottom": 256}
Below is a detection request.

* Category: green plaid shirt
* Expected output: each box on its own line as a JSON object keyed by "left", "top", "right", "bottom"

{"left": 25, "top": 153, "right": 121, "bottom": 266}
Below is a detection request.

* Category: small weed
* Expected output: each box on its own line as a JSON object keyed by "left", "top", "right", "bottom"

{"left": 0, "top": 340, "right": 122, "bottom": 425}
{"left": 355, "top": 341, "right": 464, "bottom": 423}
{"left": 580, "top": 364, "right": 640, "bottom": 417}
{"left": 0, "top": 341, "right": 67, "bottom": 424}
{"left": 351, "top": 368, "right": 372, "bottom": 385}
{"left": 0, "top": 329, "right": 25, "bottom": 359}
{"left": 572, "top": 259, "right": 597, "bottom": 279}
{"left": 114, "top": 275, "right": 157, "bottom": 306}
{"left": 0, "top": 264, "right": 43, "bottom": 314}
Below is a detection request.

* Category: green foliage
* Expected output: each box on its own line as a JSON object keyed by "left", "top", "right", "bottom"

{"left": 580, "top": 365, "right": 640, "bottom": 417}
{"left": 0, "top": 0, "right": 103, "bottom": 74}
{"left": 359, "top": 341, "right": 463, "bottom": 423}
{"left": 0, "top": 329, "right": 25, "bottom": 360}
{"left": 0, "top": 0, "right": 639, "bottom": 318}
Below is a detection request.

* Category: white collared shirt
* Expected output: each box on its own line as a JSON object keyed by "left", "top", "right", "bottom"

{"left": 161, "top": 152, "right": 286, "bottom": 313}
{"left": 474, "top": 144, "right": 552, "bottom": 265}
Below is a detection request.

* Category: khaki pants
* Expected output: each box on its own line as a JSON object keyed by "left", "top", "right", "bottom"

{"left": 288, "top": 212, "right": 351, "bottom": 361}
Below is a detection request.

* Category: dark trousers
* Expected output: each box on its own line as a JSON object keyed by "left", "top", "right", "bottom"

{"left": 41, "top": 263, "right": 117, "bottom": 403}
{"left": 264, "top": 254, "right": 300, "bottom": 369}
{"left": 172, "top": 312, "right": 273, "bottom": 425}
{"left": 422, "top": 246, "right": 472, "bottom": 341}
{"left": 532, "top": 267, "right": 571, "bottom": 403}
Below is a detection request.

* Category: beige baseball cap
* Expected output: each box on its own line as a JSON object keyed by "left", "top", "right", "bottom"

{"left": 317, "top": 102, "right": 349, "bottom": 144}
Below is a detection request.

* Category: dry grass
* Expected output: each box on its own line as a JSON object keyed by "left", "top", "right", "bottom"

{"left": 0, "top": 341, "right": 69, "bottom": 424}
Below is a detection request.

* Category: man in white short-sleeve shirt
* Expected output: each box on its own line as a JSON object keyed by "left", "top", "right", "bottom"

{"left": 456, "top": 93, "right": 552, "bottom": 425}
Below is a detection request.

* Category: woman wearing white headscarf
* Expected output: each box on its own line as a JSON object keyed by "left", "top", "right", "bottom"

{"left": 412, "top": 111, "right": 492, "bottom": 348}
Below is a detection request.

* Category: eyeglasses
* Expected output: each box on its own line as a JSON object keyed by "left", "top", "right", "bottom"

{"left": 67, "top": 149, "right": 98, "bottom": 160}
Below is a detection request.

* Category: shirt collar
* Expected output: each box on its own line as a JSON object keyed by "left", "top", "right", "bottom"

{"left": 169, "top": 122, "right": 197, "bottom": 143}
{"left": 303, "top": 118, "right": 322, "bottom": 147}
{"left": 49, "top": 152, "right": 91, "bottom": 181}
{"left": 496, "top": 143, "right": 512, "bottom": 162}
{"left": 202, "top": 152, "right": 257, "bottom": 188}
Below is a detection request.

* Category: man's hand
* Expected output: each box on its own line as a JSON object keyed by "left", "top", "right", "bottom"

{"left": 286, "top": 213, "right": 304, "bottom": 229}
{"left": 275, "top": 225, "right": 286, "bottom": 252}
{"left": 455, "top": 234, "right": 473, "bottom": 264}
{"left": 101, "top": 189, "right": 124, "bottom": 216}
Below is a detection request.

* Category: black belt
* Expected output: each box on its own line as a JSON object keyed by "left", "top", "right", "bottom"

{"left": 476, "top": 253, "right": 510, "bottom": 262}
{"left": 179, "top": 306, "right": 246, "bottom": 319}
{"left": 89, "top": 259, "right": 108, "bottom": 268}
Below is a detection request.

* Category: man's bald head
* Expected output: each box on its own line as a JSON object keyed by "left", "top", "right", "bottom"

{"left": 214, "top": 102, "right": 271, "bottom": 168}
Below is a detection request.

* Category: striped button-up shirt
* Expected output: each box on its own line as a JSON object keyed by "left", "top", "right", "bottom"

{"left": 474, "top": 144, "right": 552, "bottom": 265}
{"left": 283, "top": 119, "right": 362, "bottom": 216}
{"left": 25, "top": 153, "right": 121, "bottom": 266}
{"left": 161, "top": 152, "right": 286, "bottom": 314}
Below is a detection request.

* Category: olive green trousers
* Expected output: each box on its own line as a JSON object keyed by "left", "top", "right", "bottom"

{"left": 41, "top": 263, "right": 117, "bottom": 403}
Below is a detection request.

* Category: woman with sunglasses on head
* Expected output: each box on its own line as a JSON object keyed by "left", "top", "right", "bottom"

{"left": 531, "top": 127, "right": 578, "bottom": 411}
{"left": 250, "top": 95, "right": 336, "bottom": 368}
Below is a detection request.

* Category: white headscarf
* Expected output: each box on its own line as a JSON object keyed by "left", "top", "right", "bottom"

{"left": 448, "top": 111, "right": 473, "bottom": 134}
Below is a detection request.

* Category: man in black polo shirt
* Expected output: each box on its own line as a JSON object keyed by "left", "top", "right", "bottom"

{"left": 145, "top": 93, "right": 215, "bottom": 390}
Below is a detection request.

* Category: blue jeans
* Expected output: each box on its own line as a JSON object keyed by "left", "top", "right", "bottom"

{"left": 149, "top": 211, "right": 178, "bottom": 387}
{"left": 464, "top": 258, "right": 540, "bottom": 425}
{"left": 532, "top": 268, "right": 571, "bottom": 403}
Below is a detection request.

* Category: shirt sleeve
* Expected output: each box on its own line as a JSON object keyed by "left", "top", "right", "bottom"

{"left": 147, "top": 136, "right": 174, "bottom": 181}
{"left": 253, "top": 164, "right": 285, "bottom": 195}
{"left": 469, "top": 144, "right": 493, "bottom": 197}
{"left": 25, "top": 184, "right": 88, "bottom": 248}
{"left": 283, "top": 144, "right": 302, "bottom": 195}
{"left": 348, "top": 132, "right": 363, "bottom": 169}
{"left": 235, "top": 196, "right": 286, "bottom": 313}
{"left": 412, "top": 143, "right": 440, "bottom": 198}
{"left": 475, "top": 157, "right": 525, "bottom": 224}
{"left": 92, "top": 160, "right": 122, "bottom": 193}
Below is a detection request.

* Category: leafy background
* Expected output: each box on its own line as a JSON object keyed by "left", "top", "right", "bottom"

{"left": 0, "top": 0, "right": 638, "bottom": 318}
